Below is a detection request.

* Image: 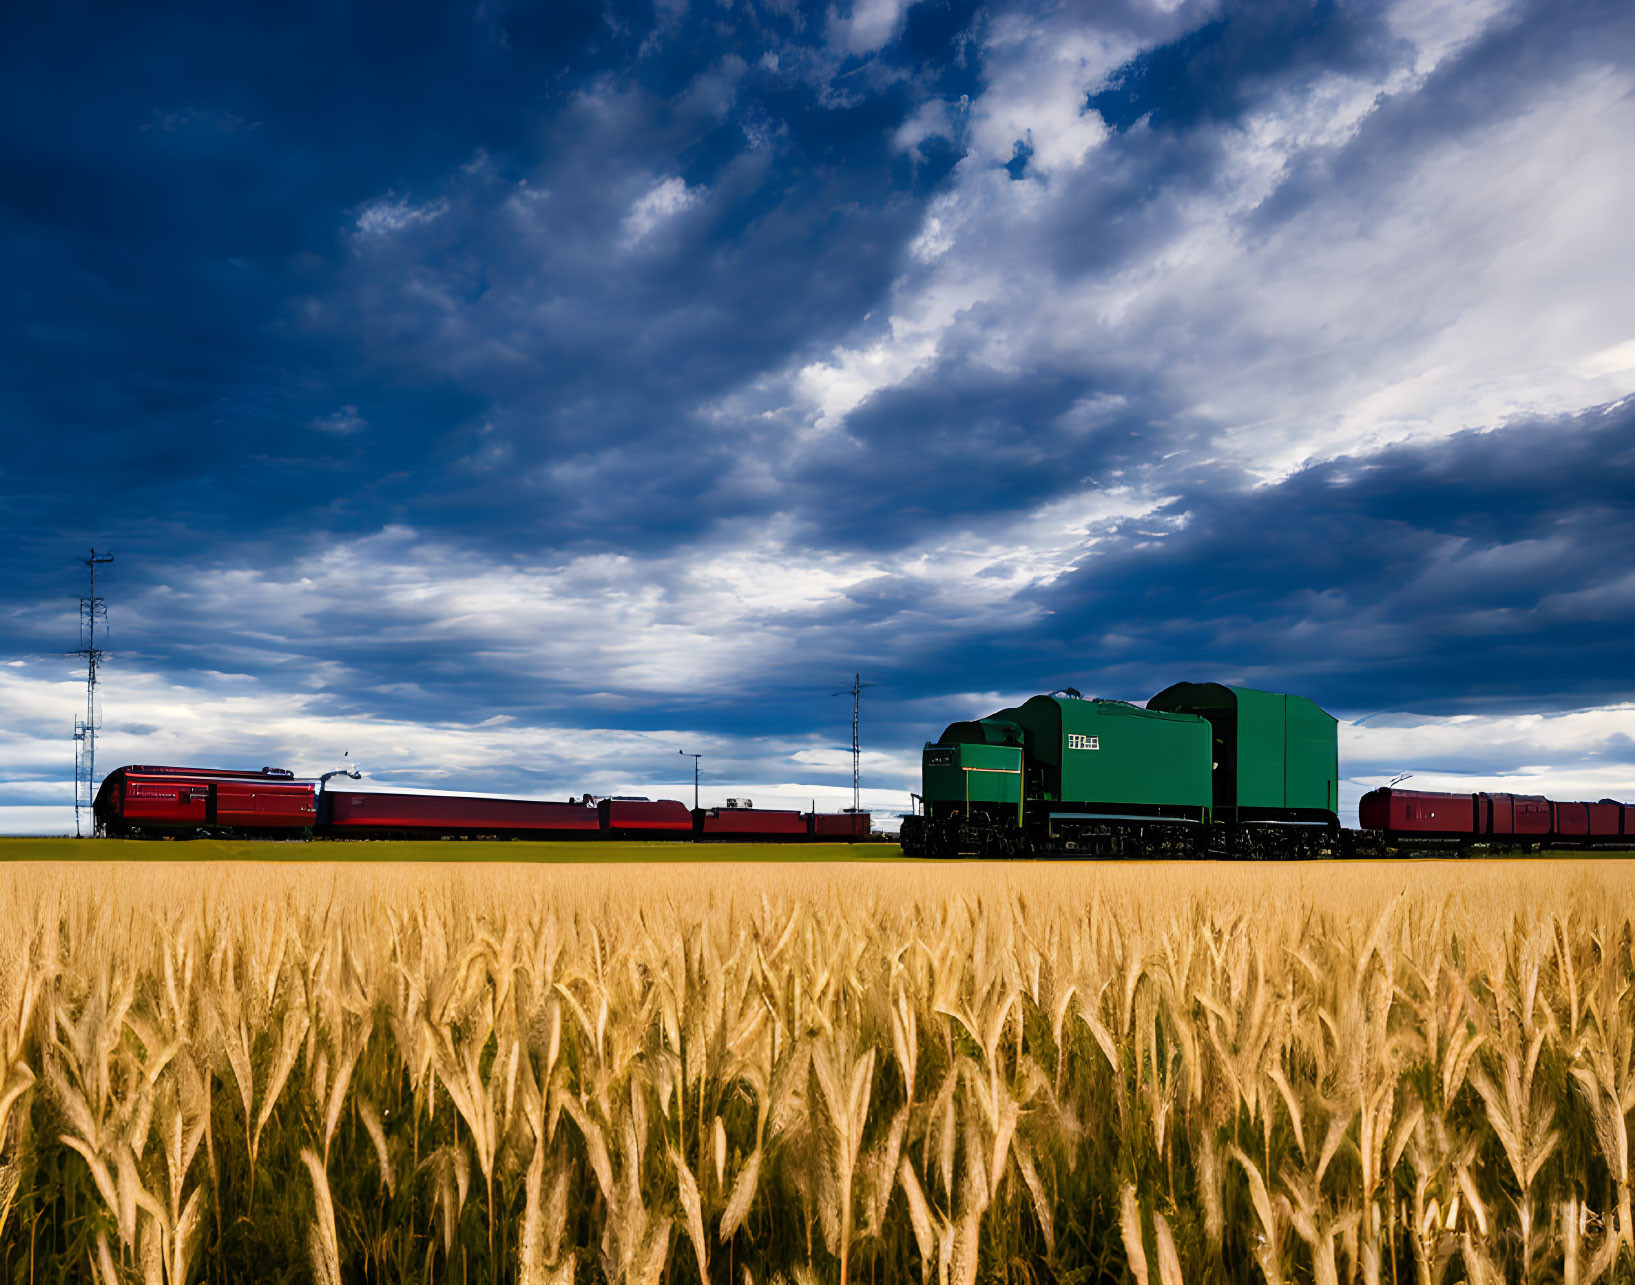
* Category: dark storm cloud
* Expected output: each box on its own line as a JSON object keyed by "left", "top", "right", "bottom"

{"left": 906, "top": 400, "right": 1635, "bottom": 716}
{"left": 309, "top": 128, "right": 937, "bottom": 544}
{"left": 783, "top": 365, "right": 1188, "bottom": 548}
{"left": 0, "top": 0, "right": 982, "bottom": 600}
{"left": 1, "top": 0, "right": 611, "bottom": 620}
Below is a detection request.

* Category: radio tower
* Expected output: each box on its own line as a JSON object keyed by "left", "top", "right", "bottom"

{"left": 72, "top": 549, "right": 113, "bottom": 838}
{"left": 831, "top": 673, "right": 876, "bottom": 814}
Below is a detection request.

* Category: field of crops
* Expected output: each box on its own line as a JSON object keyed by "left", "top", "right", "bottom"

{"left": 2, "top": 855, "right": 1635, "bottom": 1283}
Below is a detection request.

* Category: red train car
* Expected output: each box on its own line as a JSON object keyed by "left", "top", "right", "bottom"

{"left": 318, "top": 791, "right": 601, "bottom": 838}
{"left": 1588, "top": 802, "right": 1623, "bottom": 838}
{"left": 1358, "top": 788, "right": 1477, "bottom": 839}
{"left": 695, "top": 807, "right": 808, "bottom": 839}
{"left": 1480, "top": 793, "right": 1551, "bottom": 838}
{"left": 94, "top": 765, "right": 315, "bottom": 837}
{"left": 1510, "top": 796, "right": 1552, "bottom": 837}
{"left": 1553, "top": 801, "right": 1589, "bottom": 839}
{"left": 809, "top": 811, "right": 871, "bottom": 839}
{"left": 599, "top": 797, "right": 694, "bottom": 837}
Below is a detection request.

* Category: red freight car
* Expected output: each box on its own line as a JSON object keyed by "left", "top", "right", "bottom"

{"left": 1357, "top": 788, "right": 1476, "bottom": 839}
{"left": 1481, "top": 792, "right": 1550, "bottom": 837}
{"left": 696, "top": 808, "right": 808, "bottom": 839}
{"left": 318, "top": 791, "right": 600, "bottom": 838}
{"left": 1481, "top": 792, "right": 1514, "bottom": 836}
{"left": 599, "top": 797, "right": 694, "bottom": 836}
{"left": 1483, "top": 794, "right": 1557, "bottom": 843}
{"left": 1553, "top": 801, "right": 1590, "bottom": 839}
{"left": 810, "top": 811, "right": 871, "bottom": 839}
{"left": 94, "top": 765, "right": 315, "bottom": 837}
{"left": 1511, "top": 795, "right": 1552, "bottom": 837}
{"left": 1588, "top": 802, "right": 1623, "bottom": 839}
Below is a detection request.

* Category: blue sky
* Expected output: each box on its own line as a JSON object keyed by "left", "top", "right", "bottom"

{"left": 3, "top": 0, "right": 1634, "bottom": 832}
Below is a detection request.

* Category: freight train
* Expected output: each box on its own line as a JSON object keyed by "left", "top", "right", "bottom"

{"left": 899, "top": 681, "right": 1633, "bottom": 858}
{"left": 91, "top": 765, "right": 870, "bottom": 841}
{"left": 91, "top": 681, "right": 1633, "bottom": 857}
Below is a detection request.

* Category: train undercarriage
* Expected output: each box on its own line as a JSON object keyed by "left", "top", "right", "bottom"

{"left": 898, "top": 815, "right": 1631, "bottom": 859}
{"left": 899, "top": 808, "right": 1346, "bottom": 860}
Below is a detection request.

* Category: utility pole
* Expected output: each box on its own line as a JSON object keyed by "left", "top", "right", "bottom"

{"left": 831, "top": 673, "right": 876, "bottom": 815}
{"left": 679, "top": 750, "right": 701, "bottom": 809}
{"left": 72, "top": 549, "right": 114, "bottom": 837}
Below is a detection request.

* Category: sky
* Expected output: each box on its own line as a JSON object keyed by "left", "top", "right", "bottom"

{"left": 3, "top": 0, "right": 1633, "bottom": 834}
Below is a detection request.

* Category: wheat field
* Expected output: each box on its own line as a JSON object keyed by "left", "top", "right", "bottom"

{"left": 2, "top": 857, "right": 1635, "bottom": 1283}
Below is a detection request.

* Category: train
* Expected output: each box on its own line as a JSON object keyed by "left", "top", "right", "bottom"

{"left": 91, "top": 764, "right": 870, "bottom": 842}
{"left": 899, "top": 681, "right": 1633, "bottom": 858}
{"left": 90, "top": 680, "right": 1632, "bottom": 857}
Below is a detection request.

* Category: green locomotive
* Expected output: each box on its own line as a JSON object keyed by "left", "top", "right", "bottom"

{"left": 900, "top": 682, "right": 1339, "bottom": 858}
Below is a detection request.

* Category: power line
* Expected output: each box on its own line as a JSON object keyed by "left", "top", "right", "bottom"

{"left": 830, "top": 673, "right": 876, "bottom": 815}
{"left": 71, "top": 549, "right": 113, "bottom": 838}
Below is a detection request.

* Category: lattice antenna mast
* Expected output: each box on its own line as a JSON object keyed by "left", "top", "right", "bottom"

{"left": 72, "top": 549, "right": 113, "bottom": 838}
{"left": 830, "top": 673, "right": 876, "bottom": 814}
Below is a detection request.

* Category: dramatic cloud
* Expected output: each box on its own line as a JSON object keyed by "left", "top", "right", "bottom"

{"left": 3, "top": 0, "right": 1633, "bottom": 833}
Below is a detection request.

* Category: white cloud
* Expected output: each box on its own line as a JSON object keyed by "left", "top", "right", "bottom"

{"left": 893, "top": 98, "right": 958, "bottom": 159}
{"left": 831, "top": 0, "right": 917, "bottom": 56}
{"left": 311, "top": 405, "right": 366, "bottom": 435}
{"left": 621, "top": 176, "right": 704, "bottom": 246}
{"left": 0, "top": 807, "right": 77, "bottom": 838}
{"left": 1336, "top": 703, "right": 1635, "bottom": 825}
{"left": 353, "top": 194, "right": 449, "bottom": 238}
{"left": 791, "top": 253, "right": 1005, "bottom": 431}
{"left": 1343, "top": 705, "right": 1635, "bottom": 773}
{"left": 907, "top": 213, "right": 954, "bottom": 263}
{"left": 963, "top": 14, "right": 1125, "bottom": 177}
{"left": 1199, "top": 68, "right": 1635, "bottom": 475}
{"left": 1386, "top": 0, "right": 1515, "bottom": 80}
{"left": 1579, "top": 338, "right": 1635, "bottom": 379}
{"left": 106, "top": 516, "right": 1111, "bottom": 697}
